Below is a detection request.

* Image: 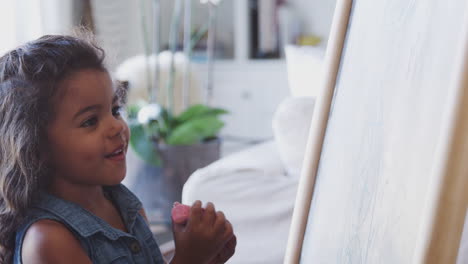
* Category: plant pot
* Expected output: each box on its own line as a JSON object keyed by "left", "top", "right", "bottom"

{"left": 155, "top": 138, "right": 221, "bottom": 217}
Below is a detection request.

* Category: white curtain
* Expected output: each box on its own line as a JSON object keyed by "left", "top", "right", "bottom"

{"left": 0, "top": 0, "right": 75, "bottom": 55}
{"left": 0, "top": 0, "right": 21, "bottom": 54}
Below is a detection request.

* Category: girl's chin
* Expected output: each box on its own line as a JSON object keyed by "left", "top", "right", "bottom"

{"left": 104, "top": 168, "right": 126, "bottom": 185}
{"left": 114, "top": 170, "right": 127, "bottom": 184}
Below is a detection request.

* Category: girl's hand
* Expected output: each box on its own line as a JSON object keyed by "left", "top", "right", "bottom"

{"left": 171, "top": 201, "right": 235, "bottom": 264}
{"left": 207, "top": 231, "right": 236, "bottom": 264}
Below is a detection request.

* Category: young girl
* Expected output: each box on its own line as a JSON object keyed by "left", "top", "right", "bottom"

{"left": 0, "top": 34, "right": 236, "bottom": 264}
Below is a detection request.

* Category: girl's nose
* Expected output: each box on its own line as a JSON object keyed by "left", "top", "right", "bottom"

{"left": 107, "top": 118, "right": 125, "bottom": 138}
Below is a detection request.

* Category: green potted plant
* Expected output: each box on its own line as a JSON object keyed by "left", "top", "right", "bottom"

{"left": 128, "top": 102, "right": 227, "bottom": 166}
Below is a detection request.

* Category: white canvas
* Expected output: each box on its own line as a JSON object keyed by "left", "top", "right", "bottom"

{"left": 285, "top": 0, "right": 468, "bottom": 263}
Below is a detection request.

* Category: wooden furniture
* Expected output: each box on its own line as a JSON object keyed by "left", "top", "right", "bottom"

{"left": 285, "top": 0, "right": 468, "bottom": 263}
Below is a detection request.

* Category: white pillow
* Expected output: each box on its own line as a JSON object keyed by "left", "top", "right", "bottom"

{"left": 272, "top": 96, "right": 315, "bottom": 177}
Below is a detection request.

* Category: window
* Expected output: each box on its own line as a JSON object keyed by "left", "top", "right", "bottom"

{"left": 0, "top": 0, "right": 57, "bottom": 55}
{"left": 0, "top": 0, "right": 17, "bottom": 54}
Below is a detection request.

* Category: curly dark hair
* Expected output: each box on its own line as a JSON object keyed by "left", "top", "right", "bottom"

{"left": 0, "top": 34, "right": 107, "bottom": 263}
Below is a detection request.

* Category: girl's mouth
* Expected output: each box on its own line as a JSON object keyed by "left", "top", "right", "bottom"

{"left": 105, "top": 145, "right": 126, "bottom": 161}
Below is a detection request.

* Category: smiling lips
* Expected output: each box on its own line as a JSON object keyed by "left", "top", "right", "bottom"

{"left": 105, "top": 145, "right": 126, "bottom": 161}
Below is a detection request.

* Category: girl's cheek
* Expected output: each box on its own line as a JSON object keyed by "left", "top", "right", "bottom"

{"left": 79, "top": 148, "right": 101, "bottom": 162}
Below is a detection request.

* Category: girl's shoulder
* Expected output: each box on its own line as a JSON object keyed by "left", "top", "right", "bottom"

{"left": 13, "top": 201, "right": 94, "bottom": 264}
{"left": 19, "top": 219, "right": 92, "bottom": 264}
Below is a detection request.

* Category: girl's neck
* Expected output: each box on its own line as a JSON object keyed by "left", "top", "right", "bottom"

{"left": 48, "top": 179, "right": 129, "bottom": 233}
{"left": 48, "top": 179, "right": 109, "bottom": 213}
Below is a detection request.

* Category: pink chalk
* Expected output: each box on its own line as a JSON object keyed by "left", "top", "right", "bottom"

{"left": 171, "top": 202, "right": 191, "bottom": 224}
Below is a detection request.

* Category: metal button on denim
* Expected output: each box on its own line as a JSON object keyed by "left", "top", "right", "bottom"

{"left": 130, "top": 241, "right": 141, "bottom": 254}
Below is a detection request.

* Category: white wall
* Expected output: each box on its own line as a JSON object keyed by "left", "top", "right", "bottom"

{"left": 292, "top": 0, "right": 337, "bottom": 40}
{"left": 39, "top": 0, "right": 75, "bottom": 36}
{"left": 0, "top": 0, "right": 17, "bottom": 54}
{"left": 198, "top": 61, "right": 290, "bottom": 146}
{"left": 0, "top": 0, "right": 78, "bottom": 54}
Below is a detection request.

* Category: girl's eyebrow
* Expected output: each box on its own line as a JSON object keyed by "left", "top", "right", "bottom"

{"left": 73, "top": 104, "right": 101, "bottom": 120}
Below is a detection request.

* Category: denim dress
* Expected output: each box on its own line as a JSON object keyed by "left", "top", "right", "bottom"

{"left": 13, "top": 184, "right": 165, "bottom": 264}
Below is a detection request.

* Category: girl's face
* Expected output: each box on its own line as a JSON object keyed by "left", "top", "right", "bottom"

{"left": 47, "top": 69, "right": 130, "bottom": 187}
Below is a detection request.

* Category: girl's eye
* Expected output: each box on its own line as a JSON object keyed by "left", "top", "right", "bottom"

{"left": 81, "top": 117, "right": 98, "bottom": 128}
{"left": 112, "top": 105, "right": 122, "bottom": 117}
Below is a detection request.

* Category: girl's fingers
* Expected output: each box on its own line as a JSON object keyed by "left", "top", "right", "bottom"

{"left": 215, "top": 235, "right": 237, "bottom": 263}
{"left": 204, "top": 202, "right": 216, "bottom": 226}
{"left": 187, "top": 200, "right": 203, "bottom": 227}
{"left": 172, "top": 221, "right": 185, "bottom": 234}
{"left": 224, "top": 220, "right": 234, "bottom": 241}
{"left": 226, "top": 235, "right": 237, "bottom": 258}
{"left": 214, "top": 211, "right": 226, "bottom": 235}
